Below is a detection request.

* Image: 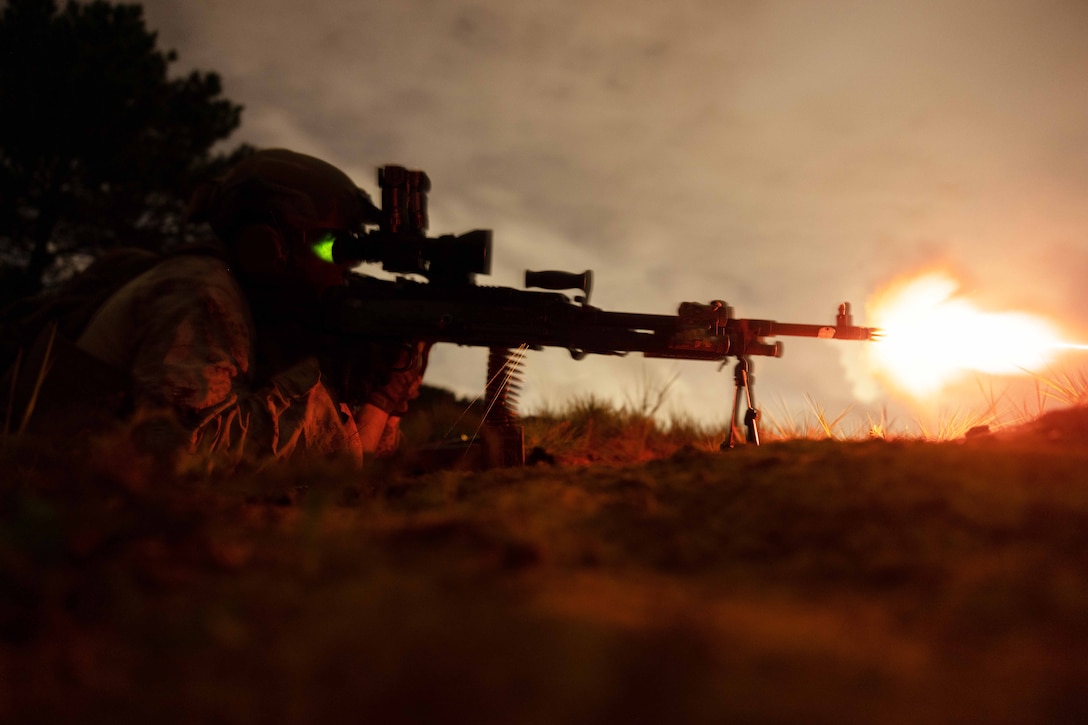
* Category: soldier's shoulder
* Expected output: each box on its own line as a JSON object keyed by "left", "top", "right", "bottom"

{"left": 140, "top": 249, "right": 237, "bottom": 293}
{"left": 156, "top": 249, "right": 231, "bottom": 276}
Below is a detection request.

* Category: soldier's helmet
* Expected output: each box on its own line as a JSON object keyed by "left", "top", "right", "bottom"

{"left": 190, "top": 148, "right": 380, "bottom": 239}
{"left": 188, "top": 149, "right": 381, "bottom": 291}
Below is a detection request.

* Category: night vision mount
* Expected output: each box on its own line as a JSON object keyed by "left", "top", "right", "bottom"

{"left": 331, "top": 165, "right": 493, "bottom": 285}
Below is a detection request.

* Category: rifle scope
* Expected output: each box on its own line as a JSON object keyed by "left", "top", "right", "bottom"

{"left": 332, "top": 228, "right": 492, "bottom": 282}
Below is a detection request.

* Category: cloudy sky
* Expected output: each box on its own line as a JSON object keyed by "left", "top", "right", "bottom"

{"left": 141, "top": 0, "right": 1088, "bottom": 430}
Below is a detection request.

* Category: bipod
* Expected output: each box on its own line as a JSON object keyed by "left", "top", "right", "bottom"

{"left": 722, "top": 356, "right": 760, "bottom": 449}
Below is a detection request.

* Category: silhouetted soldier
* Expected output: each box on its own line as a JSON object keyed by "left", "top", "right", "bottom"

{"left": 3, "top": 149, "right": 427, "bottom": 468}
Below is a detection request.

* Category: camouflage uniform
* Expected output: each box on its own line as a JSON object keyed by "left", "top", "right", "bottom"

{"left": 75, "top": 252, "right": 399, "bottom": 466}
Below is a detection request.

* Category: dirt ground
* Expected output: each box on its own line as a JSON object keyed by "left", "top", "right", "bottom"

{"left": 3, "top": 409, "right": 1088, "bottom": 724}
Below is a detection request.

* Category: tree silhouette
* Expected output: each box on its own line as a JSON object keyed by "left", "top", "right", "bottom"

{"left": 0, "top": 0, "right": 250, "bottom": 304}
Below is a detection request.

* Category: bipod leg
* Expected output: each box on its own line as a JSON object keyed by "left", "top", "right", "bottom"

{"left": 743, "top": 362, "right": 761, "bottom": 445}
{"left": 723, "top": 361, "right": 743, "bottom": 450}
{"left": 721, "top": 357, "right": 760, "bottom": 449}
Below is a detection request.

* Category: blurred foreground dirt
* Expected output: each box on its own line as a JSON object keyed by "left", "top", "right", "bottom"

{"left": 3, "top": 409, "right": 1088, "bottom": 724}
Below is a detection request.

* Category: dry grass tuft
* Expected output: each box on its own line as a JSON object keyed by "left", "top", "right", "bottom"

{"left": 1027, "top": 367, "right": 1088, "bottom": 409}
{"left": 761, "top": 396, "right": 866, "bottom": 442}
{"left": 524, "top": 393, "right": 692, "bottom": 464}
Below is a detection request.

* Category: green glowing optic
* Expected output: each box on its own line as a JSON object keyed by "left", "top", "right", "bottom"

{"left": 311, "top": 232, "right": 336, "bottom": 263}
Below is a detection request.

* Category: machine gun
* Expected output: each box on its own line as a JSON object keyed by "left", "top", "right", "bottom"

{"left": 323, "top": 165, "right": 881, "bottom": 463}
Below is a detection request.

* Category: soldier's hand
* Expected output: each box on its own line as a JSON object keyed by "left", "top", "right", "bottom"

{"left": 366, "top": 340, "right": 431, "bottom": 415}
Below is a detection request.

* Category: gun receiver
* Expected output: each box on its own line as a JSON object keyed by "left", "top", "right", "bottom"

{"left": 325, "top": 165, "right": 881, "bottom": 462}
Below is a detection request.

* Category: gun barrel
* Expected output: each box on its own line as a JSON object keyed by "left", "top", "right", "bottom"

{"left": 770, "top": 322, "right": 879, "bottom": 341}
{"left": 327, "top": 277, "right": 880, "bottom": 366}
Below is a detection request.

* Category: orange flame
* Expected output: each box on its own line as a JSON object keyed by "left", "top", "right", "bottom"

{"left": 864, "top": 271, "right": 1078, "bottom": 397}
